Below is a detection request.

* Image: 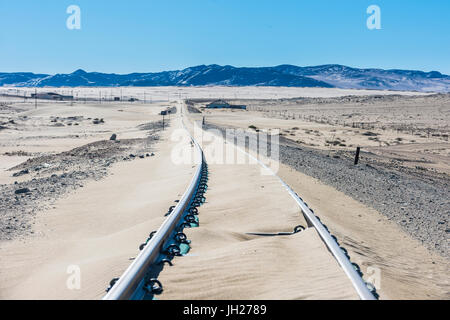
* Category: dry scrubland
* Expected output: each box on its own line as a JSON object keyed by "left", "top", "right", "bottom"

{"left": 191, "top": 94, "right": 450, "bottom": 256}
{"left": 0, "top": 94, "right": 192, "bottom": 299}
{"left": 195, "top": 94, "right": 450, "bottom": 175}
{"left": 0, "top": 96, "right": 169, "bottom": 240}
{"left": 188, "top": 93, "right": 450, "bottom": 299}
{"left": 0, "top": 86, "right": 426, "bottom": 102}
{"left": 0, "top": 87, "right": 448, "bottom": 300}
{"left": 2, "top": 86, "right": 407, "bottom": 241}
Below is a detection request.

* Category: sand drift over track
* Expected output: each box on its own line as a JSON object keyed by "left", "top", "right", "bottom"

{"left": 4, "top": 89, "right": 443, "bottom": 299}
{"left": 104, "top": 118, "right": 208, "bottom": 300}
{"left": 121, "top": 105, "right": 376, "bottom": 300}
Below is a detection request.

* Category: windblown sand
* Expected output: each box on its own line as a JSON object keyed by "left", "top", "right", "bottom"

{"left": 0, "top": 87, "right": 447, "bottom": 300}
{"left": 0, "top": 101, "right": 194, "bottom": 299}
{"left": 157, "top": 114, "right": 359, "bottom": 300}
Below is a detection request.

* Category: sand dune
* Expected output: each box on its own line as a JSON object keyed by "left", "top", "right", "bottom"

{"left": 156, "top": 113, "right": 359, "bottom": 300}
{"left": 0, "top": 113, "right": 194, "bottom": 299}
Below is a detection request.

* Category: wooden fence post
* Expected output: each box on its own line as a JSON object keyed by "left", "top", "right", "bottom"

{"left": 354, "top": 147, "right": 361, "bottom": 165}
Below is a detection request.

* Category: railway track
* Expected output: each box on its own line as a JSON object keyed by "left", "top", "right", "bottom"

{"left": 233, "top": 143, "right": 377, "bottom": 300}
{"left": 103, "top": 118, "right": 207, "bottom": 300}
{"left": 103, "top": 111, "right": 377, "bottom": 300}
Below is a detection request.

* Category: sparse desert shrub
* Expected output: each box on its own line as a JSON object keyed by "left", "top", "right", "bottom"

{"left": 363, "top": 131, "right": 379, "bottom": 137}
{"left": 326, "top": 140, "right": 342, "bottom": 146}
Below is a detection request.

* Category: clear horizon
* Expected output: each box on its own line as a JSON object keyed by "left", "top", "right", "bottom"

{"left": 1, "top": 0, "right": 449, "bottom": 74}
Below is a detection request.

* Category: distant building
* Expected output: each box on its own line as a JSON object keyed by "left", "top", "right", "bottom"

{"left": 31, "top": 92, "right": 73, "bottom": 101}
{"left": 206, "top": 100, "right": 230, "bottom": 108}
{"left": 206, "top": 100, "right": 246, "bottom": 110}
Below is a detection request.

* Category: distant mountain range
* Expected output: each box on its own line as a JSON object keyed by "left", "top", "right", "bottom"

{"left": 1, "top": 64, "right": 449, "bottom": 92}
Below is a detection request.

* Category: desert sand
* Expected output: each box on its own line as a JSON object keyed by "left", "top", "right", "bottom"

{"left": 157, "top": 113, "right": 359, "bottom": 299}
{"left": 0, "top": 104, "right": 359, "bottom": 300}
{"left": 187, "top": 94, "right": 450, "bottom": 299}
{"left": 192, "top": 94, "right": 450, "bottom": 175}
{"left": 277, "top": 163, "right": 449, "bottom": 299}
{"left": 0, "top": 87, "right": 448, "bottom": 300}
{"left": 0, "top": 100, "right": 196, "bottom": 299}
{"left": 0, "top": 86, "right": 427, "bottom": 104}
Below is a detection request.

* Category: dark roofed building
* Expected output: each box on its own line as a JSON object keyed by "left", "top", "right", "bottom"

{"left": 206, "top": 100, "right": 246, "bottom": 110}
{"left": 31, "top": 92, "right": 73, "bottom": 101}
{"left": 206, "top": 100, "right": 230, "bottom": 108}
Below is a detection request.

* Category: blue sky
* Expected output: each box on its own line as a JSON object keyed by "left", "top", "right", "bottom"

{"left": 1, "top": 0, "right": 449, "bottom": 74}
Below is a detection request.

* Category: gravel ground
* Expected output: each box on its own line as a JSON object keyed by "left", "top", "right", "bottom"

{"left": 204, "top": 122, "right": 449, "bottom": 258}
{"left": 0, "top": 120, "right": 165, "bottom": 241}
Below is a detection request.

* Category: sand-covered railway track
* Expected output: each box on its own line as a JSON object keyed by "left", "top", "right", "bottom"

{"left": 104, "top": 119, "right": 207, "bottom": 300}
{"left": 104, "top": 109, "right": 376, "bottom": 300}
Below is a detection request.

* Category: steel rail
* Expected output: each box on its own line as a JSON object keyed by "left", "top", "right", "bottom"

{"left": 103, "top": 118, "right": 204, "bottom": 300}
{"left": 186, "top": 111, "right": 375, "bottom": 299}
{"left": 231, "top": 141, "right": 376, "bottom": 300}
{"left": 196, "top": 121, "right": 376, "bottom": 300}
